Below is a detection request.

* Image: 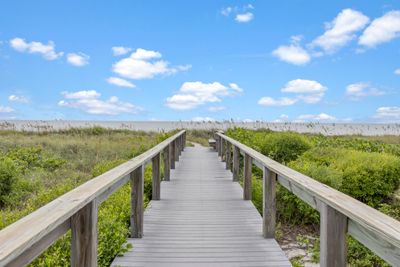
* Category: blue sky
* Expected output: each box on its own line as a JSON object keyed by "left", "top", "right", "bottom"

{"left": 0, "top": 1, "right": 399, "bottom": 122}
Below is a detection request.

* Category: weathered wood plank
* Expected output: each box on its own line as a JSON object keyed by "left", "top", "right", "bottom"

{"left": 175, "top": 139, "right": 179, "bottom": 162}
{"left": 320, "top": 203, "right": 348, "bottom": 267}
{"left": 131, "top": 166, "right": 144, "bottom": 238}
{"left": 233, "top": 146, "right": 240, "bottom": 182}
{"left": 152, "top": 153, "right": 161, "bottom": 200}
{"left": 226, "top": 142, "right": 232, "bottom": 170}
{"left": 170, "top": 142, "right": 176, "bottom": 169}
{"left": 71, "top": 201, "right": 97, "bottom": 267}
{"left": 243, "top": 153, "right": 252, "bottom": 200}
{"left": 263, "top": 167, "right": 276, "bottom": 238}
{"left": 163, "top": 146, "right": 170, "bottom": 181}
{"left": 221, "top": 139, "right": 226, "bottom": 162}
{"left": 7, "top": 220, "right": 70, "bottom": 267}
{"left": 112, "top": 146, "right": 290, "bottom": 267}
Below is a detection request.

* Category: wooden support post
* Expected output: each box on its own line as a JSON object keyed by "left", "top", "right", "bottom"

{"left": 163, "top": 146, "right": 170, "bottom": 181}
{"left": 233, "top": 146, "right": 240, "bottom": 181}
{"left": 263, "top": 167, "right": 276, "bottom": 238}
{"left": 243, "top": 153, "right": 252, "bottom": 200}
{"left": 175, "top": 139, "right": 179, "bottom": 162}
{"left": 216, "top": 135, "right": 220, "bottom": 154}
{"left": 130, "top": 166, "right": 144, "bottom": 238}
{"left": 320, "top": 203, "right": 348, "bottom": 267}
{"left": 226, "top": 142, "right": 231, "bottom": 170}
{"left": 71, "top": 201, "right": 97, "bottom": 267}
{"left": 221, "top": 139, "right": 226, "bottom": 162}
{"left": 178, "top": 136, "right": 182, "bottom": 156}
{"left": 152, "top": 153, "right": 161, "bottom": 200}
{"left": 217, "top": 136, "right": 221, "bottom": 156}
{"left": 170, "top": 142, "right": 175, "bottom": 169}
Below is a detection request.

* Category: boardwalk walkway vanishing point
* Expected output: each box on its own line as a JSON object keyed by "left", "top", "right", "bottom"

{"left": 111, "top": 144, "right": 291, "bottom": 267}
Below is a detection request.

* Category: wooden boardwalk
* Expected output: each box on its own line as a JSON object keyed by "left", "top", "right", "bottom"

{"left": 112, "top": 145, "right": 291, "bottom": 267}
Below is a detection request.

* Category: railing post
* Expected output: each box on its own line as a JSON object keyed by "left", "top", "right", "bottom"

{"left": 221, "top": 139, "right": 226, "bottom": 162}
{"left": 263, "top": 167, "right": 276, "bottom": 238}
{"left": 226, "top": 142, "right": 231, "bottom": 170}
{"left": 163, "top": 145, "right": 170, "bottom": 181}
{"left": 152, "top": 153, "right": 161, "bottom": 200}
{"left": 178, "top": 136, "right": 182, "bottom": 156}
{"left": 233, "top": 146, "right": 240, "bottom": 181}
{"left": 130, "top": 165, "right": 144, "bottom": 238}
{"left": 175, "top": 138, "right": 179, "bottom": 162}
{"left": 320, "top": 203, "right": 348, "bottom": 267}
{"left": 170, "top": 142, "right": 175, "bottom": 169}
{"left": 243, "top": 153, "right": 252, "bottom": 200}
{"left": 71, "top": 201, "right": 97, "bottom": 267}
{"left": 216, "top": 135, "right": 220, "bottom": 153}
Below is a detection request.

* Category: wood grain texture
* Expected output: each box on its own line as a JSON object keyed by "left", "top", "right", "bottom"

{"left": 243, "top": 153, "right": 252, "bottom": 201}
{"left": 221, "top": 139, "right": 226, "bottom": 162}
{"left": 71, "top": 201, "right": 97, "bottom": 267}
{"left": 171, "top": 142, "right": 176, "bottom": 169}
{"left": 217, "top": 132, "right": 400, "bottom": 265}
{"left": 0, "top": 131, "right": 185, "bottom": 267}
{"left": 163, "top": 146, "right": 170, "bottom": 181}
{"left": 175, "top": 139, "right": 179, "bottom": 162}
{"left": 112, "top": 146, "right": 290, "bottom": 267}
{"left": 226, "top": 142, "right": 232, "bottom": 170}
{"left": 320, "top": 203, "right": 348, "bottom": 267}
{"left": 233, "top": 146, "right": 240, "bottom": 182}
{"left": 263, "top": 167, "right": 276, "bottom": 239}
{"left": 131, "top": 166, "right": 144, "bottom": 238}
{"left": 152, "top": 153, "right": 161, "bottom": 200}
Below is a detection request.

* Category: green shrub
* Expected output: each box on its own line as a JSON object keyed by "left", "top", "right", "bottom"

{"left": 290, "top": 147, "right": 400, "bottom": 208}
{"left": 6, "top": 147, "right": 42, "bottom": 170}
{"left": 0, "top": 158, "right": 19, "bottom": 206}
{"left": 259, "top": 132, "right": 311, "bottom": 164}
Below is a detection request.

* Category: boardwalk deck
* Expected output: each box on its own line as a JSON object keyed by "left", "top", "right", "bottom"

{"left": 112, "top": 145, "right": 290, "bottom": 267}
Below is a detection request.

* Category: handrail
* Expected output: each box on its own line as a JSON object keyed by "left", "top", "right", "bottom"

{"left": 216, "top": 132, "right": 400, "bottom": 266}
{"left": 0, "top": 130, "right": 186, "bottom": 267}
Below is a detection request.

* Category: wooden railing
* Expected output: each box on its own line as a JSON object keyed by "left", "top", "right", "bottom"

{"left": 0, "top": 130, "right": 186, "bottom": 267}
{"left": 215, "top": 132, "right": 400, "bottom": 267}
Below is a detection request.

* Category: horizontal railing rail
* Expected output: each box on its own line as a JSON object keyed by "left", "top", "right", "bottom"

{"left": 0, "top": 130, "right": 186, "bottom": 267}
{"left": 215, "top": 132, "right": 400, "bottom": 267}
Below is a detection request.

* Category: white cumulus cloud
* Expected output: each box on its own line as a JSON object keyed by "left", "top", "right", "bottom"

{"left": 258, "top": 79, "right": 327, "bottom": 107}
{"left": 297, "top": 113, "right": 337, "bottom": 121}
{"left": 258, "top": 97, "right": 297, "bottom": 107}
{"left": 235, "top": 12, "right": 254, "bottom": 23}
{"left": 9, "top": 37, "right": 63, "bottom": 60}
{"left": 346, "top": 82, "right": 385, "bottom": 100}
{"left": 373, "top": 106, "right": 400, "bottom": 121}
{"left": 112, "top": 46, "right": 132, "bottom": 56}
{"left": 107, "top": 77, "right": 136, "bottom": 88}
{"left": 67, "top": 53, "right": 89, "bottom": 66}
{"left": 281, "top": 79, "right": 327, "bottom": 103}
{"left": 0, "top": 106, "right": 15, "bottom": 113}
{"left": 58, "top": 90, "right": 141, "bottom": 115}
{"left": 112, "top": 48, "right": 190, "bottom": 80}
{"left": 191, "top": 117, "right": 216, "bottom": 122}
{"left": 8, "top": 95, "right": 29, "bottom": 103}
{"left": 221, "top": 5, "right": 254, "bottom": 23}
{"left": 166, "top": 81, "right": 242, "bottom": 110}
{"left": 272, "top": 44, "right": 311, "bottom": 65}
{"left": 359, "top": 11, "right": 400, "bottom": 48}
{"left": 311, "top": 9, "right": 370, "bottom": 53}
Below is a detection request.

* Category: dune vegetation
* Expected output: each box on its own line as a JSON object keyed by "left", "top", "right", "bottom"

{"left": 1, "top": 127, "right": 399, "bottom": 266}
{"left": 0, "top": 127, "right": 175, "bottom": 266}
{"left": 225, "top": 128, "right": 400, "bottom": 266}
